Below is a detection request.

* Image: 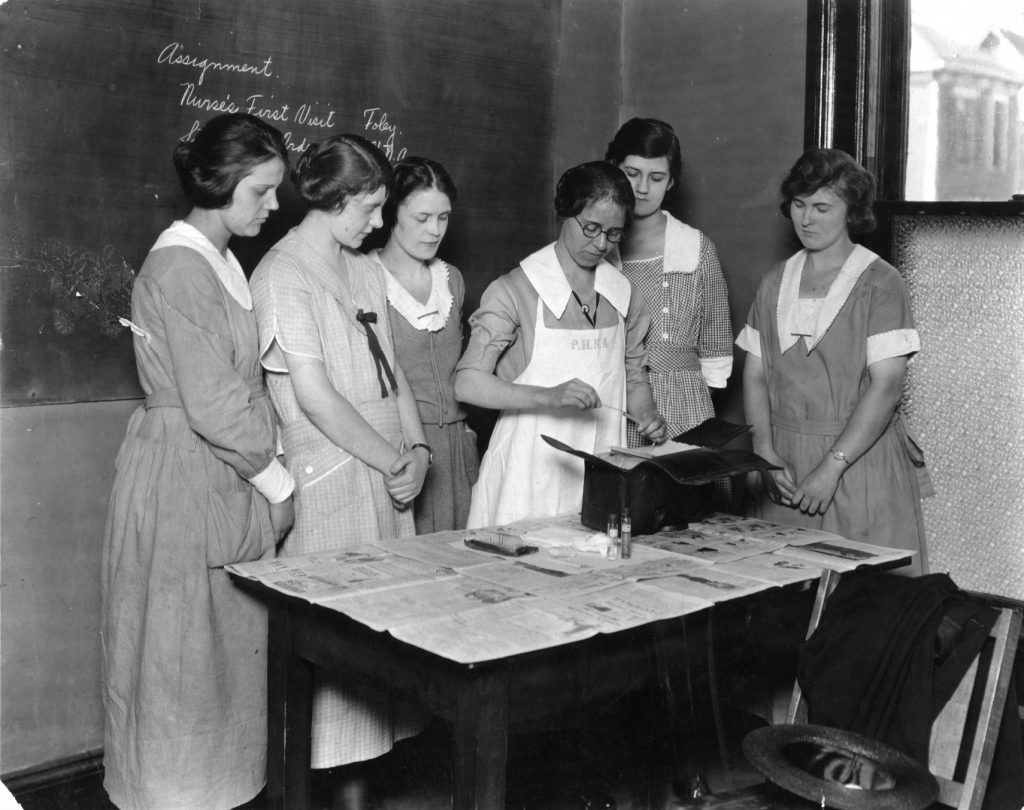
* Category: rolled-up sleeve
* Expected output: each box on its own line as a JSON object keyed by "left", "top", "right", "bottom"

{"left": 457, "top": 275, "right": 522, "bottom": 378}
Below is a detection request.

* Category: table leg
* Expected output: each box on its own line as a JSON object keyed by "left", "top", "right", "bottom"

{"left": 267, "top": 605, "right": 313, "bottom": 810}
{"left": 786, "top": 569, "right": 840, "bottom": 724}
{"left": 452, "top": 667, "right": 510, "bottom": 810}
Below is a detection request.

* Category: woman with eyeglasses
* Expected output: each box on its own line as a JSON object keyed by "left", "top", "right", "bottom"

{"left": 456, "top": 161, "right": 667, "bottom": 527}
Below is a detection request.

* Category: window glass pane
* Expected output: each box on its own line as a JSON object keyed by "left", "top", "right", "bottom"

{"left": 907, "top": 0, "right": 1024, "bottom": 201}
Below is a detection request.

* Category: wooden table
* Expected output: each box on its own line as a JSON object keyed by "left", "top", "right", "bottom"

{"left": 234, "top": 562, "right": 893, "bottom": 810}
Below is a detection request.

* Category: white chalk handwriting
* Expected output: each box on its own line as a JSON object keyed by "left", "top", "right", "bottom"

{"left": 158, "top": 42, "right": 274, "bottom": 86}
{"left": 163, "top": 46, "right": 409, "bottom": 158}
{"left": 363, "top": 107, "right": 407, "bottom": 160}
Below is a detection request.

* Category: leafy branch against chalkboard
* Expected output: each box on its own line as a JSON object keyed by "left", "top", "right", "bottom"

{"left": 11, "top": 239, "right": 136, "bottom": 338}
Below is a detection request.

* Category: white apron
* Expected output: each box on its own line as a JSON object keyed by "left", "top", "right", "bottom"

{"left": 467, "top": 295, "right": 626, "bottom": 528}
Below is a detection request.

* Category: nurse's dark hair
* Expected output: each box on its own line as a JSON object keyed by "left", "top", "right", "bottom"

{"left": 780, "top": 148, "right": 877, "bottom": 234}
{"left": 383, "top": 156, "right": 457, "bottom": 229}
{"left": 293, "top": 134, "right": 394, "bottom": 211}
{"left": 604, "top": 117, "right": 683, "bottom": 190}
{"left": 554, "top": 161, "right": 635, "bottom": 221}
{"left": 172, "top": 113, "right": 288, "bottom": 209}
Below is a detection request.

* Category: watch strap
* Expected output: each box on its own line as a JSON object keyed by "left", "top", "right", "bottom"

{"left": 411, "top": 442, "right": 433, "bottom": 467}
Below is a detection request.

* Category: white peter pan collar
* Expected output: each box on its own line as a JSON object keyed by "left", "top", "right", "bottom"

{"left": 777, "top": 244, "right": 878, "bottom": 354}
{"left": 606, "top": 210, "right": 701, "bottom": 274}
{"left": 520, "top": 243, "right": 632, "bottom": 319}
{"left": 370, "top": 251, "right": 453, "bottom": 332}
{"left": 662, "top": 211, "right": 701, "bottom": 274}
{"left": 151, "top": 220, "right": 253, "bottom": 310}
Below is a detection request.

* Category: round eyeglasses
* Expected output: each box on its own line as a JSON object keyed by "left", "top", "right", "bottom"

{"left": 573, "top": 215, "right": 624, "bottom": 244}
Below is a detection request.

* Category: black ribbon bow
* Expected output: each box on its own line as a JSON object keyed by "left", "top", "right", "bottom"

{"left": 355, "top": 309, "right": 398, "bottom": 398}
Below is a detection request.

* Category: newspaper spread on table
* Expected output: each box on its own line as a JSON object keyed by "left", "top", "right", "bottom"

{"left": 226, "top": 512, "right": 913, "bottom": 664}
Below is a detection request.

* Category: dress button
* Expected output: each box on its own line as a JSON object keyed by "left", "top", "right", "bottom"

{"left": 662, "top": 281, "right": 669, "bottom": 288}
{"left": 661, "top": 307, "right": 669, "bottom": 313}
{"left": 662, "top": 333, "right": 669, "bottom": 340}
{"left": 305, "top": 466, "right": 314, "bottom": 474}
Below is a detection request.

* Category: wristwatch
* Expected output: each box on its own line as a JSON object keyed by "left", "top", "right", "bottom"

{"left": 831, "top": 448, "right": 850, "bottom": 465}
{"left": 411, "top": 442, "right": 433, "bottom": 467}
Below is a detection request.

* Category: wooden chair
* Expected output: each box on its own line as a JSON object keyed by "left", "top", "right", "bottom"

{"left": 710, "top": 570, "right": 1022, "bottom": 810}
{"left": 923, "top": 606, "right": 1021, "bottom": 810}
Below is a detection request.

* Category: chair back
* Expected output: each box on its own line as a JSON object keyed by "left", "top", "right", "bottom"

{"left": 927, "top": 607, "right": 1020, "bottom": 810}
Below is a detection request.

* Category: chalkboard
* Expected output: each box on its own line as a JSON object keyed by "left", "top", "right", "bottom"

{"left": 0, "top": 0, "right": 558, "bottom": 406}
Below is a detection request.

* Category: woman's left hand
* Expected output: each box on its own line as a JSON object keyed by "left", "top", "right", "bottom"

{"left": 790, "top": 461, "right": 843, "bottom": 515}
{"left": 635, "top": 411, "right": 669, "bottom": 444}
{"left": 386, "top": 448, "right": 430, "bottom": 507}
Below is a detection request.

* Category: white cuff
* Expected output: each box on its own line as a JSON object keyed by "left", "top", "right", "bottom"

{"left": 735, "top": 324, "right": 761, "bottom": 357}
{"left": 248, "top": 457, "right": 295, "bottom": 504}
{"left": 867, "top": 328, "right": 920, "bottom": 366}
{"left": 700, "top": 355, "right": 733, "bottom": 389}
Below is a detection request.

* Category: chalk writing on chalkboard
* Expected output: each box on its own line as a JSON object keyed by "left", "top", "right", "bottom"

{"left": 160, "top": 41, "right": 407, "bottom": 160}
{"left": 2, "top": 0, "right": 556, "bottom": 406}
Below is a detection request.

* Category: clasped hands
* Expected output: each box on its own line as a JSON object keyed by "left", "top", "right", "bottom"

{"left": 386, "top": 446, "right": 430, "bottom": 508}
{"left": 758, "top": 450, "right": 842, "bottom": 515}
{"left": 544, "top": 377, "right": 668, "bottom": 444}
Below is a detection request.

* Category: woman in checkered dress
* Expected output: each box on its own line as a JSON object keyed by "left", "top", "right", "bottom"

{"left": 250, "top": 135, "right": 429, "bottom": 810}
{"left": 605, "top": 118, "right": 734, "bottom": 446}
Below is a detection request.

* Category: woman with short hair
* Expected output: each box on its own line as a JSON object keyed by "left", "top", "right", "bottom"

{"left": 605, "top": 117, "right": 733, "bottom": 445}
{"left": 737, "top": 148, "right": 929, "bottom": 570}
{"left": 250, "top": 134, "right": 429, "bottom": 810}
{"left": 456, "top": 161, "right": 667, "bottom": 527}
{"left": 369, "top": 156, "right": 479, "bottom": 533}
{"left": 102, "top": 112, "right": 294, "bottom": 810}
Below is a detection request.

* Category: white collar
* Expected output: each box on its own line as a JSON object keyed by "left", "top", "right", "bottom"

{"left": 369, "top": 251, "right": 453, "bottom": 332}
{"left": 151, "top": 221, "right": 252, "bottom": 310}
{"left": 520, "top": 243, "right": 631, "bottom": 318}
{"left": 662, "top": 211, "right": 701, "bottom": 274}
{"left": 606, "top": 210, "right": 701, "bottom": 274}
{"left": 777, "top": 244, "right": 878, "bottom": 354}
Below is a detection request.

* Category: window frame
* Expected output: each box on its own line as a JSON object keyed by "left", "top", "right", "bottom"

{"left": 804, "top": 0, "right": 1024, "bottom": 223}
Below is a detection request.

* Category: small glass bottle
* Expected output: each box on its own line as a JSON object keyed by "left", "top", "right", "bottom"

{"left": 620, "top": 507, "right": 632, "bottom": 559}
{"left": 606, "top": 513, "right": 620, "bottom": 560}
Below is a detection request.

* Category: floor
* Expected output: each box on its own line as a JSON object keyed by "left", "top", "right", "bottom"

{"left": 8, "top": 699, "right": 775, "bottom": 810}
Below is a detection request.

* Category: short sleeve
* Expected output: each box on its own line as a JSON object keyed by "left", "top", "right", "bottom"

{"left": 735, "top": 324, "right": 761, "bottom": 357}
{"left": 447, "top": 264, "right": 466, "bottom": 314}
{"left": 250, "top": 252, "right": 324, "bottom": 371}
{"left": 457, "top": 274, "right": 521, "bottom": 375}
{"left": 865, "top": 263, "right": 920, "bottom": 365}
{"left": 736, "top": 263, "right": 782, "bottom": 358}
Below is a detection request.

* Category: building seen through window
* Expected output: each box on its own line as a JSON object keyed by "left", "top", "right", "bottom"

{"left": 906, "top": 0, "right": 1024, "bottom": 200}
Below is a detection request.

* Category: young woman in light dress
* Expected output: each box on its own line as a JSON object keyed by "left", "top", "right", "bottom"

{"left": 369, "top": 157, "right": 479, "bottom": 533}
{"left": 251, "top": 134, "right": 429, "bottom": 810}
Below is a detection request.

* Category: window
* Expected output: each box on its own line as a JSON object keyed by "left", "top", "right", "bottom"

{"left": 806, "top": 0, "right": 1024, "bottom": 203}
{"left": 906, "top": 0, "right": 1024, "bottom": 201}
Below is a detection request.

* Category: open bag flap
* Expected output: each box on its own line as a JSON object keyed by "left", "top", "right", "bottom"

{"left": 674, "top": 417, "right": 752, "bottom": 448}
{"left": 541, "top": 434, "right": 780, "bottom": 485}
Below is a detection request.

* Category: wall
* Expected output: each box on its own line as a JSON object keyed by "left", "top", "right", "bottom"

{"left": 620, "top": 0, "right": 808, "bottom": 422}
{"left": 1, "top": 399, "right": 138, "bottom": 771}
{"left": 553, "top": 0, "right": 624, "bottom": 189}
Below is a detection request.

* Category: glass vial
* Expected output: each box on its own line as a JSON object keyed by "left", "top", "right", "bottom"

{"left": 620, "top": 507, "right": 632, "bottom": 559}
{"left": 606, "top": 513, "right": 620, "bottom": 560}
